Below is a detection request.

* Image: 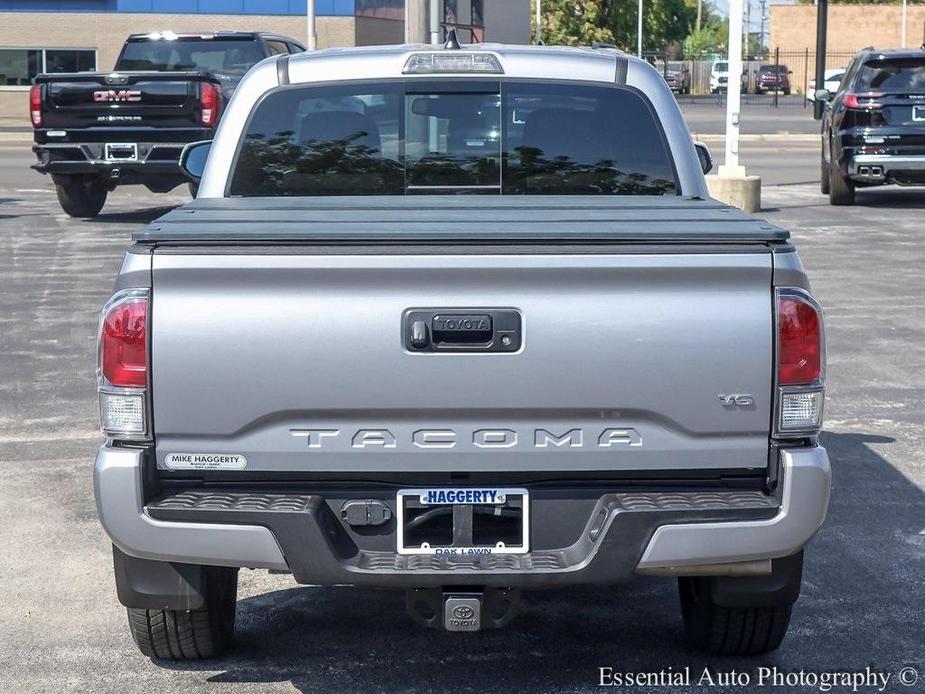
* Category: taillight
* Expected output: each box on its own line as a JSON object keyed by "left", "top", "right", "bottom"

{"left": 29, "top": 84, "right": 42, "bottom": 127}
{"left": 199, "top": 83, "right": 220, "bottom": 126}
{"left": 775, "top": 289, "right": 825, "bottom": 436}
{"left": 98, "top": 289, "right": 149, "bottom": 439}
{"left": 844, "top": 92, "right": 884, "bottom": 110}
{"left": 778, "top": 294, "right": 821, "bottom": 385}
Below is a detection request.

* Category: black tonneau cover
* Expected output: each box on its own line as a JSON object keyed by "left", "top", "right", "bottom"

{"left": 134, "top": 196, "right": 789, "bottom": 244}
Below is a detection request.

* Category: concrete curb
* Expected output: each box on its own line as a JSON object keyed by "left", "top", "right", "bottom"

{"left": 692, "top": 133, "right": 819, "bottom": 143}
{"left": 0, "top": 133, "right": 32, "bottom": 146}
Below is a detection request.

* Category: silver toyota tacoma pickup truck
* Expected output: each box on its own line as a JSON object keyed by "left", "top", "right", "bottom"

{"left": 94, "top": 41, "right": 830, "bottom": 659}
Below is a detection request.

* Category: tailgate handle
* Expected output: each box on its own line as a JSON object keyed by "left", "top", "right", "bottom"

{"left": 403, "top": 309, "right": 521, "bottom": 353}
{"left": 432, "top": 314, "right": 492, "bottom": 345}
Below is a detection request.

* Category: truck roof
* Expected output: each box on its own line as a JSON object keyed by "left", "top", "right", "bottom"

{"left": 125, "top": 31, "right": 295, "bottom": 42}
{"left": 281, "top": 42, "right": 639, "bottom": 79}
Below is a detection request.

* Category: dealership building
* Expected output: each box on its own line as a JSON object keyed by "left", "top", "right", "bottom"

{"left": 0, "top": 0, "right": 530, "bottom": 122}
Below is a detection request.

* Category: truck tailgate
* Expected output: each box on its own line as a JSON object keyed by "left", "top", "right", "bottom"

{"left": 150, "top": 247, "right": 774, "bottom": 474}
{"left": 38, "top": 71, "right": 210, "bottom": 129}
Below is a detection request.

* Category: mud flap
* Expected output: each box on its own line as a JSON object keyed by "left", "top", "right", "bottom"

{"left": 112, "top": 545, "right": 206, "bottom": 610}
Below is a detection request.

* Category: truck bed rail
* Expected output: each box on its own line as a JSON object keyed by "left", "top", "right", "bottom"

{"left": 134, "top": 195, "right": 789, "bottom": 244}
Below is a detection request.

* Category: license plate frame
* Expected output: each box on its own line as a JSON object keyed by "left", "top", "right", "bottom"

{"left": 913, "top": 105, "right": 925, "bottom": 122}
{"left": 396, "top": 487, "right": 529, "bottom": 556}
{"left": 104, "top": 142, "right": 138, "bottom": 162}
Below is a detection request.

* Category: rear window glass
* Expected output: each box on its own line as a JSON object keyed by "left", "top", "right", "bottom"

{"left": 857, "top": 58, "right": 925, "bottom": 91}
{"left": 117, "top": 39, "right": 264, "bottom": 76}
{"left": 229, "top": 80, "right": 677, "bottom": 197}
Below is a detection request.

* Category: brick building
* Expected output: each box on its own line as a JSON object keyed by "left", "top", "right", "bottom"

{"left": 771, "top": 4, "right": 925, "bottom": 54}
{"left": 768, "top": 4, "right": 925, "bottom": 95}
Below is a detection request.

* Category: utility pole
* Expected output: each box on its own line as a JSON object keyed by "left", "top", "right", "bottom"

{"left": 696, "top": 0, "right": 702, "bottom": 34}
{"left": 637, "top": 0, "right": 643, "bottom": 57}
{"left": 306, "top": 0, "right": 316, "bottom": 50}
{"left": 744, "top": 0, "right": 750, "bottom": 57}
{"left": 901, "top": 0, "right": 908, "bottom": 48}
{"left": 760, "top": 0, "right": 767, "bottom": 51}
{"left": 535, "top": 0, "right": 542, "bottom": 44}
{"left": 813, "top": 0, "right": 828, "bottom": 120}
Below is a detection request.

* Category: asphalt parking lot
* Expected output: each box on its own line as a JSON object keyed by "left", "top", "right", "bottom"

{"left": 1, "top": 137, "right": 923, "bottom": 693}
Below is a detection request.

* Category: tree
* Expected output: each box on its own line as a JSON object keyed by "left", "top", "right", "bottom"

{"left": 541, "top": 1, "right": 616, "bottom": 45}
{"left": 683, "top": 25, "right": 726, "bottom": 55}
{"left": 540, "top": 0, "right": 698, "bottom": 53}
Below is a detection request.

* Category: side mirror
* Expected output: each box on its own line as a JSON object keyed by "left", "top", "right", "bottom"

{"left": 694, "top": 141, "right": 713, "bottom": 175}
{"left": 180, "top": 140, "right": 212, "bottom": 182}
{"left": 814, "top": 89, "right": 831, "bottom": 103}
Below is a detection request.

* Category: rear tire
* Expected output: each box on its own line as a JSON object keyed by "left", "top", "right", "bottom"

{"left": 55, "top": 176, "right": 107, "bottom": 218}
{"left": 820, "top": 157, "right": 830, "bottom": 194}
{"left": 679, "top": 576, "right": 793, "bottom": 655}
{"left": 828, "top": 157, "right": 855, "bottom": 205}
{"left": 127, "top": 566, "right": 238, "bottom": 660}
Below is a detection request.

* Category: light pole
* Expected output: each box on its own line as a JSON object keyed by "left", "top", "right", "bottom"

{"left": 722, "top": 0, "right": 744, "bottom": 174}
{"left": 306, "top": 0, "right": 316, "bottom": 50}
{"left": 535, "top": 0, "right": 542, "bottom": 45}
{"left": 637, "top": 0, "right": 643, "bottom": 57}
{"left": 901, "top": 0, "right": 908, "bottom": 48}
{"left": 429, "top": 0, "right": 441, "bottom": 45}
{"left": 709, "top": 0, "right": 760, "bottom": 214}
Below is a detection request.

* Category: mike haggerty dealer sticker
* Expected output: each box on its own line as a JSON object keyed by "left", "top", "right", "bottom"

{"left": 164, "top": 453, "right": 247, "bottom": 470}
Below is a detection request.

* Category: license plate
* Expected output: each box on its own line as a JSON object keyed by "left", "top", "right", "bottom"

{"left": 914, "top": 105, "right": 925, "bottom": 122}
{"left": 396, "top": 487, "right": 529, "bottom": 556}
{"left": 104, "top": 142, "right": 138, "bottom": 161}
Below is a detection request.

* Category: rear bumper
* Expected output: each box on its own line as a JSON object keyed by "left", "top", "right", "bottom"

{"left": 94, "top": 444, "right": 830, "bottom": 587}
{"left": 32, "top": 142, "right": 188, "bottom": 180}
{"left": 94, "top": 446, "right": 288, "bottom": 572}
{"left": 848, "top": 154, "right": 925, "bottom": 184}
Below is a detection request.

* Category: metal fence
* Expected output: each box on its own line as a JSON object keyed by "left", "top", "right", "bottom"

{"left": 647, "top": 49, "right": 857, "bottom": 106}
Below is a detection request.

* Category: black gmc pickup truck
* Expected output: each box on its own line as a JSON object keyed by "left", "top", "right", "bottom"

{"left": 30, "top": 31, "right": 304, "bottom": 217}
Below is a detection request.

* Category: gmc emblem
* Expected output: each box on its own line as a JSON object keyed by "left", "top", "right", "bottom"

{"left": 92, "top": 89, "right": 141, "bottom": 103}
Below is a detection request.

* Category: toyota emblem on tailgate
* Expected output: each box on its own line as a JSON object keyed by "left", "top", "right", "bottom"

{"left": 453, "top": 605, "right": 475, "bottom": 620}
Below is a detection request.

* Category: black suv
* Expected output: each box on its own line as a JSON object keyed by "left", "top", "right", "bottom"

{"left": 820, "top": 46, "right": 925, "bottom": 205}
